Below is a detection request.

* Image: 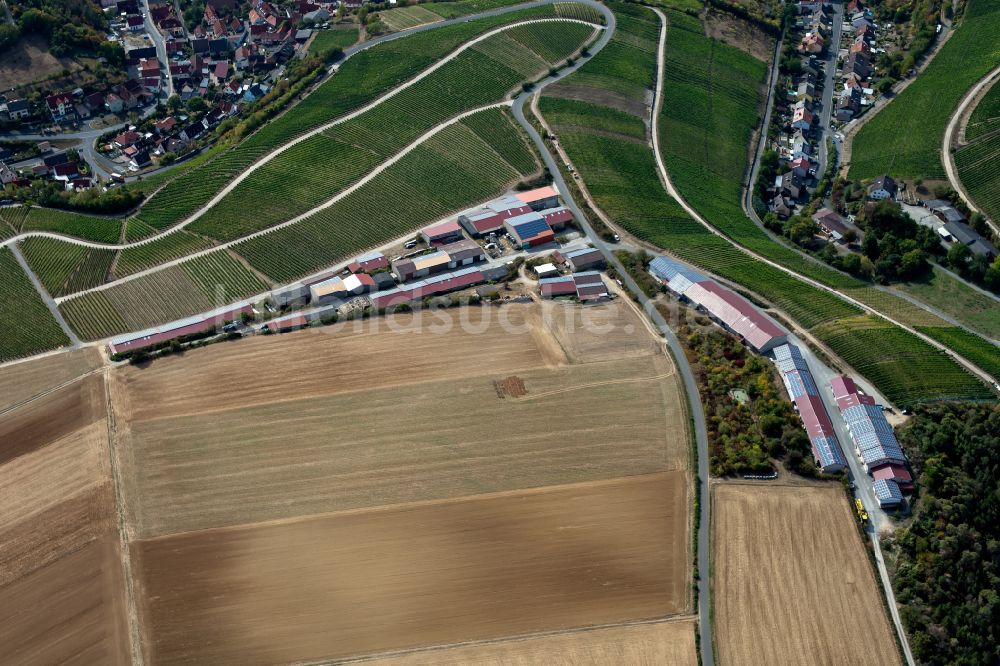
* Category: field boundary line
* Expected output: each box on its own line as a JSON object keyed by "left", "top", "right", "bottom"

{"left": 327, "top": 615, "right": 699, "bottom": 665}
{"left": 102, "top": 369, "right": 145, "bottom": 666}
{"left": 8, "top": 243, "right": 81, "bottom": 347}
{"left": 513, "top": 371, "right": 675, "bottom": 401}
{"left": 137, "top": 471, "right": 676, "bottom": 542}
{"left": 0, "top": 367, "right": 104, "bottom": 419}
{"left": 54, "top": 102, "right": 512, "bottom": 303}
{"left": 0, "top": 18, "right": 604, "bottom": 255}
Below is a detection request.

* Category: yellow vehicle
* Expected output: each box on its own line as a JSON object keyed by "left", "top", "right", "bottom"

{"left": 855, "top": 498, "right": 868, "bottom": 523}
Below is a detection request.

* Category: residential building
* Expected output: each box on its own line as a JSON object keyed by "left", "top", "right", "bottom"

{"left": 868, "top": 174, "right": 897, "bottom": 200}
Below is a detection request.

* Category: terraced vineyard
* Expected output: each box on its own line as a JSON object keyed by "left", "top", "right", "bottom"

{"left": 379, "top": 5, "right": 444, "bottom": 31}
{"left": 540, "top": 3, "right": 992, "bottom": 405}
{"left": 954, "top": 129, "right": 1000, "bottom": 224}
{"left": 236, "top": 110, "right": 535, "bottom": 283}
{"left": 849, "top": 0, "right": 1000, "bottom": 180}
{"left": 59, "top": 252, "right": 268, "bottom": 341}
{"left": 189, "top": 21, "right": 592, "bottom": 242}
{"left": 0, "top": 206, "right": 123, "bottom": 244}
{"left": 916, "top": 326, "right": 1000, "bottom": 379}
{"left": 20, "top": 237, "right": 115, "bottom": 297}
{"left": 812, "top": 316, "right": 994, "bottom": 405}
{"left": 114, "top": 231, "right": 215, "bottom": 278}
{"left": 965, "top": 77, "right": 1000, "bottom": 140}
{"left": 0, "top": 248, "right": 70, "bottom": 361}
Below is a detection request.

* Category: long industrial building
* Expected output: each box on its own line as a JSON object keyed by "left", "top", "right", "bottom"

{"left": 773, "top": 343, "right": 847, "bottom": 473}
{"left": 830, "top": 375, "right": 911, "bottom": 507}
{"left": 650, "top": 256, "right": 788, "bottom": 353}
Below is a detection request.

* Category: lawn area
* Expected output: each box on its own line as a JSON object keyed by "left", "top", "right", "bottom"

{"left": 308, "top": 26, "right": 360, "bottom": 54}
{"left": 896, "top": 266, "right": 1000, "bottom": 339}
{"left": 849, "top": 0, "right": 1000, "bottom": 180}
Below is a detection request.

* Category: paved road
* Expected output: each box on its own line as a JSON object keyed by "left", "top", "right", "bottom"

{"left": 141, "top": 0, "right": 175, "bottom": 98}
{"left": 941, "top": 62, "right": 1000, "bottom": 238}
{"left": 515, "top": 7, "right": 715, "bottom": 663}
{"left": 814, "top": 0, "right": 844, "bottom": 180}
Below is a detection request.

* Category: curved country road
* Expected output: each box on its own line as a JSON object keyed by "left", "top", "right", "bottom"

{"left": 513, "top": 7, "right": 716, "bottom": 664}
{"left": 942, "top": 62, "right": 1000, "bottom": 238}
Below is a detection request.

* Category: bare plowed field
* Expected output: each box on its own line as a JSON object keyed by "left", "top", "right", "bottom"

{"left": 0, "top": 373, "right": 106, "bottom": 465}
{"left": 712, "top": 484, "right": 900, "bottom": 666}
{"left": 0, "top": 347, "right": 103, "bottom": 414}
{"left": 115, "top": 306, "right": 567, "bottom": 421}
{"left": 367, "top": 619, "right": 698, "bottom": 665}
{"left": 120, "top": 354, "right": 684, "bottom": 537}
{"left": 0, "top": 535, "right": 131, "bottom": 666}
{"left": 133, "top": 473, "right": 688, "bottom": 666}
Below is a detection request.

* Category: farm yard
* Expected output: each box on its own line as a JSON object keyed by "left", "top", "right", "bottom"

{"left": 712, "top": 483, "right": 900, "bottom": 666}
{"left": 0, "top": 372, "right": 131, "bottom": 666}
{"left": 849, "top": 0, "right": 1000, "bottom": 180}
{"left": 100, "top": 300, "right": 694, "bottom": 663}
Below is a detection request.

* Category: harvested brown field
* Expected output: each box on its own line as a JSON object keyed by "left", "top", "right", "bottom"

{"left": 0, "top": 347, "right": 103, "bottom": 414}
{"left": 0, "top": 373, "right": 106, "bottom": 465}
{"left": 366, "top": 619, "right": 698, "bottom": 665}
{"left": 114, "top": 305, "right": 567, "bottom": 421}
{"left": 133, "top": 473, "right": 688, "bottom": 666}
{"left": 712, "top": 483, "right": 900, "bottom": 666}
{"left": 541, "top": 298, "right": 660, "bottom": 362}
{"left": 118, "top": 353, "right": 684, "bottom": 537}
{"left": 0, "top": 535, "right": 131, "bottom": 665}
{"left": 0, "top": 370, "right": 131, "bottom": 665}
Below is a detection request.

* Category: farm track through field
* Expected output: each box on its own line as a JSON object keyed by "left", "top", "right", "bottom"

{"left": 641, "top": 11, "right": 997, "bottom": 389}
{"left": 0, "top": 16, "right": 603, "bottom": 260}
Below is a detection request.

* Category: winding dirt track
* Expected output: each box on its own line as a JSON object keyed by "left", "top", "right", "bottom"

{"left": 0, "top": 17, "right": 601, "bottom": 256}
{"left": 942, "top": 62, "right": 1000, "bottom": 237}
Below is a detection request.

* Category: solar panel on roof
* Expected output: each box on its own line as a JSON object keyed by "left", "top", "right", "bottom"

{"left": 510, "top": 218, "right": 551, "bottom": 240}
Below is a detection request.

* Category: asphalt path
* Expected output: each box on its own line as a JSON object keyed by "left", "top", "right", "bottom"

{"left": 514, "top": 7, "right": 715, "bottom": 663}
{"left": 814, "top": 0, "right": 844, "bottom": 179}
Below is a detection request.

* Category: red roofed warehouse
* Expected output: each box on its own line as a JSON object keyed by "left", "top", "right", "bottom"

{"left": 420, "top": 220, "right": 464, "bottom": 245}
{"left": 515, "top": 186, "right": 560, "bottom": 211}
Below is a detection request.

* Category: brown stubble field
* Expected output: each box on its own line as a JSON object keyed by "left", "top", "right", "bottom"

{"left": 133, "top": 473, "right": 689, "bottom": 666}
{"left": 0, "top": 346, "right": 103, "bottom": 414}
{"left": 712, "top": 483, "right": 901, "bottom": 666}
{"left": 0, "top": 370, "right": 132, "bottom": 665}
{"left": 112, "top": 302, "right": 694, "bottom": 663}
{"left": 364, "top": 619, "right": 698, "bottom": 665}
